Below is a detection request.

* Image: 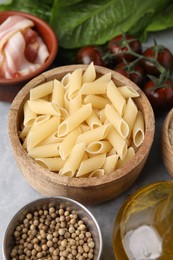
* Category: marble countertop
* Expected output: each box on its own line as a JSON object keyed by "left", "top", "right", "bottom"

{"left": 1, "top": 29, "right": 173, "bottom": 260}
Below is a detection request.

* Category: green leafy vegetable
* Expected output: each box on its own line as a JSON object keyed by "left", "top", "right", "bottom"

{"left": 1, "top": 0, "right": 173, "bottom": 50}
{"left": 50, "top": 0, "right": 173, "bottom": 49}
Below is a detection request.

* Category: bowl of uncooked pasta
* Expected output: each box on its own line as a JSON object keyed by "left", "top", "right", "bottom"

{"left": 8, "top": 63, "right": 155, "bottom": 204}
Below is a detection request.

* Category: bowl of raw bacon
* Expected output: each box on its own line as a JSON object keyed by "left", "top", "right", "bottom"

{"left": 0, "top": 11, "right": 58, "bottom": 102}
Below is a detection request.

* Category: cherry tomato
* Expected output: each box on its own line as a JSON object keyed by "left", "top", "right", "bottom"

{"left": 143, "top": 79, "right": 173, "bottom": 111}
{"left": 114, "top": 62, "right": 145, "bottom": 87}
{"left": 141, "top": 46, "right": 173, "bottom": 76}
{"left": 76, "top": 46, "right": 105, "bottom": 66}
{"left": 108, "top": 34, "right": 142, "bottom": 64}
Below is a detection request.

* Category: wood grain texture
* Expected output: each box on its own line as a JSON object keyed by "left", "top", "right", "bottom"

{"left": 161, "top": 108, "right": 173, "bottom": 178}
{"left": 8, "top": 65, "right": 155, "bottom": 205}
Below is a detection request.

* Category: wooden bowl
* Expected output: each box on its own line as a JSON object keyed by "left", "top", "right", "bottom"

{"left": 8, "top": 65, "right": 155, "bottom": 204}
{"left": 161, "top": 108, "right": 173, "bottom": 177}
{"left": 0, "top": 11, "right": 58, "bottom": 102}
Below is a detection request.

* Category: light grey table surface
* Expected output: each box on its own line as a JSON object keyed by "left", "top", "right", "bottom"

{"left": 1, "top": 28, "right": 173, "bottom": 260}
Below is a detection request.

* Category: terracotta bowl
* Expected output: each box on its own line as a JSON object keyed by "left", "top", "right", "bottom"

{"left": 161, "top": 108, "right": 173, "bottom": 177}
{"left": 3, "top": 197, "right": 102, "bottom": 260}
{"left": 8, "top": 65, "right": 155, "bottom": 204}
{"left": 0, "top": 11, "right": 58, "bottom": 102}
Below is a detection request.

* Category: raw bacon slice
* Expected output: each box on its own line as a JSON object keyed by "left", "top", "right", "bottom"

{"left": 0, "top": 15, "right": 34, "bottom": 50}
{"left": 4, "top": 31, "right": 40, "bottom": 78}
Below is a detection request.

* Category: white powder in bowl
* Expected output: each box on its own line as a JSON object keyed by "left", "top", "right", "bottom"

{"left": 123, "top": 224, "right": 162, "bottom": 260}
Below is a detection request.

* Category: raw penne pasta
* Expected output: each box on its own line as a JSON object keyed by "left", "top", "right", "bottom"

{"left": 35, "top": 157, "right": 65, "bottom": 172}
{"left": 99, "top": 109, "right": 106, "bottom": 124}
{"left": 30, "top": 80, "right": 53, "bottom": 100}
{"left": 64, "top": 89, "right": 70, "bottom": 111}
{"left": 80, "top": 73, "right": 111, "bottom": 95}
{"left": 107, "top": 126, "right": 127, "bottom": 160}
{"left": 80, "top": 124, "right": 91, "bottom": 133}
{"left": 61, "top": 73, "right": 70, "bottom": 89}
{"left": 34, "top": 114, "right": 51, "bottom": 127}
{"left": 69, "top": 94, "right": 82, "bottom": 115}
{"left": 23, "top": 101, "right": 37, "bottom": 127}
{"left": 103, "top": 154, "right": 119, "bottom": 174}
{"left": 58, "top": 104, "right": 92, "bottom": 137}
{"left": 107, "top": 80, "right": 126, "bottom": 115}
{"left": 28, "top": 100, "right": 60, "bottom": 116}
{"left": 27, "top": 116, "right": 60, "bottom": 150}
{"left": 117, "top": 147, "right": 135, "bottom": 168}
{"left": 59, "top": 108, "right": 69, "bottom": 122}
{"left": 59, "top": 142, "right": 86, "bottom": 177}
{"left": 123, "top": 98, "right": 138, "bottom": 136}
{"left": 82, "top": 62, "right": 96, "bottom": 82}
{"left": 68, "top": 68, "right": 83, "bottom": 99}
{"left": 59, "top": 127, "right": 81, "bottom": 160}
{"left": 28, "top": 143, "right": 59, "bottom": 158}
{"left": 19, "top": 125, "right": 31, "bottom": 139}
{"left": 89, "top": 169, "right": 104, "bottom": 177}
{"left": 52, "top": 79, "right": 65, "bottom": 107}
{"left": 118, "top": 85, "right": 139, "bottom": 98}
{"left": 38, "top": 131, "right": 62, "bottom": 146}
{"left": 86, "top": 141, "right": 112, "bottom": 154}
{"left": 76, "top": 153, "right": 106, "bottom": 177}
{"left": 76, "top": 124, "right": 111, "bottom": 145}
{"left": 86, "top": 110, "right": 102, "bottom": 129}
{"left": 105, "top": 104, "right": 129, "bottom": 139}
{"left": 84, "top": 94, "right": 110, "bottom": 110}
{"left": 133, "top": 111, "right": 145, "bottom": 147}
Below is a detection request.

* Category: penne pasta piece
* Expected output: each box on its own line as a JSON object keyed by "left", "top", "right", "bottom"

{"left": 86, "top": 141, "right": 112, "bottom": 154}
{"left": 80, "top": 123, "right": 90, "bottom": 133}
{"left": 82, "top": 62, "right": 96, "bottom": 82}
{"left": 76, "top": 124, "right": 111, "bottom": 145}
{"left": 19, "top": 125, "right": 31, "bottom": 139}
{"left": 38, "top": 131, "right": 63, "bottom": 146}
{"left": 99, "top": 108, "right": 106, "bottom": 124}
{"left": 23, "top": 101, "right": 37, "bottom": 127}
{"left": 64, "top": 89, "right": 70, "bottom": 111}
{"left": 89, "top": 169, "right": 104, "bottom": 177}
{"left": 103, "top": 154, "right": 119, "bottom": 174}
{"left": 68, "top": 68, "right": 83, "bottom": 99}
{"left": 35, "top": 157, "right": 65, "bottom": 172}
{"left": 61, "top": 73, "right": 71, "bottom": 89}
{"left": 123, "top": 98, "right": 138, "bottom": 137}
{"left": 117, "top": 147, "right": 135, "bottom": 168}
{"left": 34, "top": 114, "right": 51, "bottom": 126}
{"left": 80, "top": 73, "right": 111, "bottom": 95}
{"left": 30, "top": 80, "right": 53, "bottom": 100}
{"left": 118, "top": 85, "right": 139, "bottom": 98}
{"left": 86, "top": 110, "right": 102, "bottom": 129}
{"left": 59, "top": 107, "right": 69, "bottom": 122}
{"left": 28, "top": 143, "right": 60, "bottom": 158}
{"left": 107, "top": 126, "right": 127, "bottom": 160}
{"left": 133, "top": 111, "right": 145, "bottom": 147}
{"left": 105, "top": 104, "right": 129, "bottom": 139}
{"left": 59, "top": 127, "right": 81, "bottom": 160}
{"left": 69, "top": 94, "right": 82, "bottom": 115}
{"left": 84, "top": 94, "right": 110, "bottom": 110}
{"left": 52, "top": 79, "right": 65, "bottom": 108}
{"left": 107, "top": 80, "right": 126, "bottom": 115}
{"left": 76, "top": 153, "right": 106, "bottom": 177}
{"left": 59, "top": 142, "right": 86, "bottom": 177}
{"left": 58, "top": 104, "right": 92, "bottom": 137}
{"left": 27, "top": 116, "right": 60, "bottom": 150}
{"left": 28, "top": 100, "right": 60, "bottom": 116}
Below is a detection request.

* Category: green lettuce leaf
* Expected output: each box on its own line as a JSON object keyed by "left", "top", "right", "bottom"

{"left": 50, "top": 0, "right": 172, "bottom": 49}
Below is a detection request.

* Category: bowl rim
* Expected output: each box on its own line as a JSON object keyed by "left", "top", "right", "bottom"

{"left": 8, "top": 64, "right": 155, "bottom": 189}
{"left": 0, "top": 10, "right": 58, "bottom": 85}
{"left": 2, "top": 196, "right": 103, "bottom": 260}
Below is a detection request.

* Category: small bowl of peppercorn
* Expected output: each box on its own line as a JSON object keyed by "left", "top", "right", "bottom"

{"left": 3, "top": 197, "right": 102, "bottom": 260}
{"left": 161, "top": 108, "right": 173, "bottom": 177}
